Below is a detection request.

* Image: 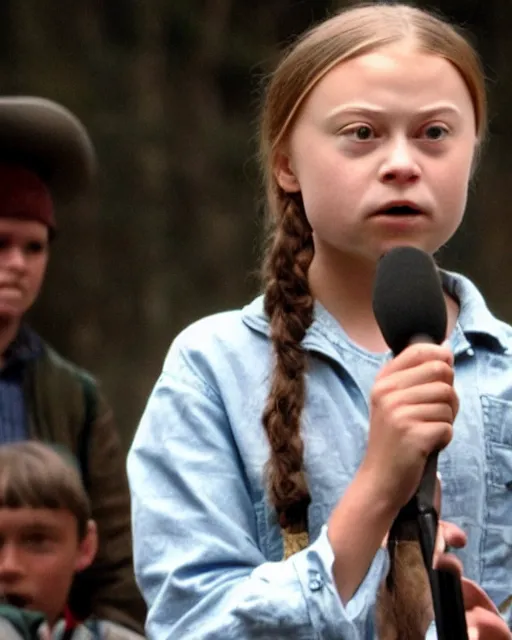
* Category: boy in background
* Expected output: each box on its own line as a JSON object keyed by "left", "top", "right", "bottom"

{"left": 0, "top": 441, "right": 144, "bottom": 639}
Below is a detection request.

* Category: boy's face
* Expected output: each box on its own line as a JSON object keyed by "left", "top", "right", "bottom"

{"left": 0, "top": 507, "right": 96, "bottom": 627}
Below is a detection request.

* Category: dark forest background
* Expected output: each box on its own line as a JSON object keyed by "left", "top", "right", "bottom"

{"left": 2, "top": 0, "right": 511, "bottom": 448}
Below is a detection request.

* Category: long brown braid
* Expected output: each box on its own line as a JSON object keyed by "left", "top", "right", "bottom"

{"left": 261, "top": 187, "right": 314, "bottom": 549}
{"left": 376, "top": 527, "right": 434, "bottom": 639}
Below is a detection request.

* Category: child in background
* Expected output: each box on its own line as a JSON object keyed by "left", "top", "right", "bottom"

{"left": 0, "top": 96, "right": 144, "bottom": 634}
{"left": 0, "top": 441, "right": 145, "bottom": 639}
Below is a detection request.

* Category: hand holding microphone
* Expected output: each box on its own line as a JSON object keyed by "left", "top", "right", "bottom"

{"left": 370, "top": 246, "right": 468, "bottom": 640}
{"left": 361, "top": 246, "right": 458, "bottom": 514}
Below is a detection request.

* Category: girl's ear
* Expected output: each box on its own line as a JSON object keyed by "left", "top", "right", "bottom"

{"left": 75, "top": 520, "right": 98, "bottom": 573}
{"left": 273, "top": 148, "right": 301, "bottom": 193}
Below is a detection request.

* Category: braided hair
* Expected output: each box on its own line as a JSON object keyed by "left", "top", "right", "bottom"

{"left": 261, "top": 188, "right": 314, "bottom": 551}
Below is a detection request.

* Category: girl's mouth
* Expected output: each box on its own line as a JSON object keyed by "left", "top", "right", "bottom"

{"left": 377, "top": 205, "right": 422, "bottom": 216}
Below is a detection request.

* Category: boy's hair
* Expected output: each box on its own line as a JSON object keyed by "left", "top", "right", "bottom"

{"left": 0, "top": 441, "right": 91, "bottom": 539}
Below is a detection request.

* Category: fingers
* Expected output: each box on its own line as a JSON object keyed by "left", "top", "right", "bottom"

{"left": 391, "top": 401, "right": 456, "bottom": 426}
{"left": 371, "top": 390, "right": 457, "bottom": 451}
{"left": 372, "top": 345, "right": 459, "bottom": 427}
{"left": 365, "top": 342, "right": 458, "bottom": 510}
{"left": 463, "top": 580, "right": 512, "bottom": 639}
{"left": 385, "top": 383, "right": 458, "bottom": 417}
{"left": 439, "top": 521, "right": 467, "bottom": 549}
{"left": 376, "top": 360, "right": 455, "bottom": 391}
{"left": 376, "top": 343, "right": 454, "bottom": 378}
{"left": 432, "top": 519, "right": 467, "bottom": 570}
{"left": 466, "top": 606, "right": 511, "bottom": 640}
{"left": 461, "top": 578, "right": 502, "bottom": 615}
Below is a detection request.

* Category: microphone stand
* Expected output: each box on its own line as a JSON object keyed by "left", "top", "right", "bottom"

{"left": 389, "top": 454, "right": 468, "bottom": 639}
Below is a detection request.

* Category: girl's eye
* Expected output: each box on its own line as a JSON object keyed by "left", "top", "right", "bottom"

{"left": 422, "top": 124, "right": 449, "bottom": 141}
{"left": 343, "top": 125, "right": 375, "bottom": 141}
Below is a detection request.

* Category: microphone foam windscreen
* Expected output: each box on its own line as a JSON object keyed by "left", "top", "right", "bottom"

{"left": 372, "top": 247, "right": 447, "bottom": 355}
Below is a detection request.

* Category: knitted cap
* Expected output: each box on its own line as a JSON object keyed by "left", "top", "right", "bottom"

{"left": 0, "top": 163, "right": 55, "bottom": 230}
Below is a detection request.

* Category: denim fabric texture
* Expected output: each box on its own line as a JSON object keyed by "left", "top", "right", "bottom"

{"left": 128, "top": 271, "right": 512, "bottom": 638}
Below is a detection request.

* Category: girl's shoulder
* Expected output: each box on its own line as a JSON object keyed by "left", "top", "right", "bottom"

{"left": 443, "top": 270, "right": 512, "bottom": 352}
{"left": 164, "top": 295, "right": 271, "bottom": 368}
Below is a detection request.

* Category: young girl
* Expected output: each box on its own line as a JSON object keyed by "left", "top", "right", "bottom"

{"left": 128, "top": 3, "right": 512, "bottom": 638}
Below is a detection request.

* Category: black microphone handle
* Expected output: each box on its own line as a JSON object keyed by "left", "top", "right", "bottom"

{"left": 416, "top": 508, "right": 469, "bottom": 640}
{"left": 391, "top": 335, "right": 468, "bottom": 639}
{"left": 403, "top": 332, "right": 439, "bottom": 518}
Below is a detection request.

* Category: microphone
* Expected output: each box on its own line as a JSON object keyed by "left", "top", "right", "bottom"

{"left": 372, "top": 245, "right": 446, "bottom": 537}
{"left": 372, "top": 246, "right": 468, "bottom": 639}
{"left": 372, "top": 246, "right": 447, "bottom": 356}
{"left": 372, "top": 245, "right": 447, "bottom": 524}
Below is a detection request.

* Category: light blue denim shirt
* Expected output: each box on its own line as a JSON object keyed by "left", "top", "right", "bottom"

{"left": 128, "top": 271, "right": 512, "bottom": 638}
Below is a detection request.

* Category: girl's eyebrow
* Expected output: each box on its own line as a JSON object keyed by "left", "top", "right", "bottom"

{"left": 326, "top": 102, "right": 462, "bottom": 121}
{"left": 416, "top": 103, "right": 462, "bottom": 118}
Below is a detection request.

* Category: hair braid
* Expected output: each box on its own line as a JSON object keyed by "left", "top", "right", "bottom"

{"left": 376, "top": 538, "right": 433, "bottom": 639}
{"left": 262, "top": 189, "right": 314, "bottom": 542}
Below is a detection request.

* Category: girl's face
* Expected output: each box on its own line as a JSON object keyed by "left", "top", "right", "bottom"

{"left": 275, "top": 43, "right": 478, "bottom": 266}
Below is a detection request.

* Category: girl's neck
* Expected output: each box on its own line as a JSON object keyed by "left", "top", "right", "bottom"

{"left": 309, "top": 252, "right": 391, "bottom": 353}
{"left": 308, "top": 251, "right": 459, "bottom": 354}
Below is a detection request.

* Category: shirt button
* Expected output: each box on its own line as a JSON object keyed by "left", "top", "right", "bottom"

{"left": 466, "top": 348, "right": 475, "bottom": 356}
{"left": 309, "top": 576, "right": 323, "bottom": 591}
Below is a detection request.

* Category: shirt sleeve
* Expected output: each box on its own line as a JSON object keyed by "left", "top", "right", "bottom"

{"left": 127, "top": 344, "right": 389, "bottom": 639}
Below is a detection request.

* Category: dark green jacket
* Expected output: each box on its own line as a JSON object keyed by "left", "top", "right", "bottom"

{"left": 21, "top": 340, "right": 146, "bottom": 635}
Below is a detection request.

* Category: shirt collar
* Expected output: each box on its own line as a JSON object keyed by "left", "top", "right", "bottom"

{"left": 3, "top": 324, "right": 42, "bottom": 369}
{"left": 242, "top": 270, "right": 510, "bottom": 355}
{"left": 442, "top": 270, "right": 510, "bottom": 353}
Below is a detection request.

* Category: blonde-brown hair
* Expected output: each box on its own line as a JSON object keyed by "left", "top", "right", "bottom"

{"left": 0, "top": 441, "right": 91, "bottom": 540}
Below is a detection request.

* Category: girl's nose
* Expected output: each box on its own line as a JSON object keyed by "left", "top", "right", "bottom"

{"left": 379, "top": 139, "right": 421, "bottom": 185}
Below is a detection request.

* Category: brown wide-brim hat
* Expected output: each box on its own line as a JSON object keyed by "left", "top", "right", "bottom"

{"left": 0, "top": 96, "right": 97, "bottom": 204}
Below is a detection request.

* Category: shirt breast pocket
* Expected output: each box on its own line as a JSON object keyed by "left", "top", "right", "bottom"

{"left": 482, "top": 395, "right": 512, "bottom": 487}
{"left": 480, "top": 395, "right": 512, "bottom": 611}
